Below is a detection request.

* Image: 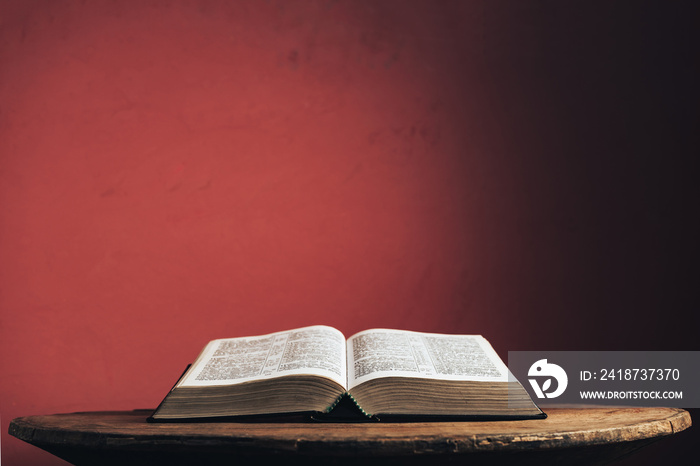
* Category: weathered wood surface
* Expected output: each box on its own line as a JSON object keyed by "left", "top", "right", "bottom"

{"left": 9, "top": 407, "right": 691, "bottom": 465}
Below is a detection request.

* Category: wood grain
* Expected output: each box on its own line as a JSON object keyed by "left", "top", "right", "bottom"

{"left": 9, "top": 407, "right": 691, "bottom": 465}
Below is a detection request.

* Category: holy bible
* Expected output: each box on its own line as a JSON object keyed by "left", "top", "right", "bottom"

{"left": 149, "top": 325, "right": 544, "bottom": 422}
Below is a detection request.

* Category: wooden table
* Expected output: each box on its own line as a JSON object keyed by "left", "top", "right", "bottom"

{"left": 9, "top": 407, "right": 691, "bottom": 465}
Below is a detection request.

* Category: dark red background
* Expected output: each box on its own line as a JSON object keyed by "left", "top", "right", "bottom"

{"left": 1, "top": 1, "right": 697, "bottom": 464}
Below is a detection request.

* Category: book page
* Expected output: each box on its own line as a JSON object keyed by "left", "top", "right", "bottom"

{"left": 347, "top": 329, "right": 509, "bottom": 389}
{"left": 178, "top": 325, "right": 347, "bottom": 389}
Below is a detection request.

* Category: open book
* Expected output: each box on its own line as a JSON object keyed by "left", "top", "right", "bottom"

{"left": 149, "top": 325, "right": 544, "bottom": 422}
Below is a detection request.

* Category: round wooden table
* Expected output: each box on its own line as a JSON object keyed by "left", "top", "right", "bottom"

{"left": 9, "top": 407, "right": 691, "bottom": 465}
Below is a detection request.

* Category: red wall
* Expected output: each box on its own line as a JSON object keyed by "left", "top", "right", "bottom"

{"left": 1, "top": 1, "right": 697, "bottom": 464}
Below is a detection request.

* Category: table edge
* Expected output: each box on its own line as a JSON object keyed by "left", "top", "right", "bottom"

{"left": 8, "top": 407, "right": 692, "bottom": 456}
